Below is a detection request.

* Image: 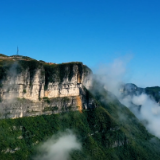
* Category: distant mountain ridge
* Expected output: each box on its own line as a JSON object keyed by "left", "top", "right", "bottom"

{"left": 120, "top": 83, "right": 160, "bottom": 103}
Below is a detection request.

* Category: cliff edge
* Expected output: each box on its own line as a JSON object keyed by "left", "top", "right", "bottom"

{"left": 0, "top": 54, "right": 95, "bottom": 119}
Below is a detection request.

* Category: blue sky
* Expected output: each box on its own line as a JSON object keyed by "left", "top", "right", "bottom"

{"left": 0, "top": 0, "right": 160, "bottom": 87}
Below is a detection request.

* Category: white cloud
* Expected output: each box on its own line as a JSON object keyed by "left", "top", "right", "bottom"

{"left": 34, "top": 129, "right": 81, "bottom": 160}
{"left": 92, "top": 57, "right": 160, "bottom": 138}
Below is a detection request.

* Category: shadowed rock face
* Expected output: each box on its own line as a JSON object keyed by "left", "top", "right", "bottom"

{"left": 0, "top": 58, "right": 96, "bottom": 119}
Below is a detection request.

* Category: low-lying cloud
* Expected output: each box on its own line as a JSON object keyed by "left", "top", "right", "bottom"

{"left": 33, "top": 129, "right": 81, "bottom": 160}
{"left": 94, "top": 58, "right": 127, "bottom": 96}
{"left": 92, "top": 57, "right": 160, "bottom": 138}
{"left": 131, "top": 94, "right": 160, "bottom": 138}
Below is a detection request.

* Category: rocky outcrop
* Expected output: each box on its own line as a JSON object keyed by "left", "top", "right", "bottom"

{"left": 0, "top": 68, "right": 45, "bottom": 101}
{"left": 0, "top": 92, "right": 97, "bottom": 119}
{"left": 0, "top": 62, "right": 91, "bottom": 101}
{"left": 44, "top": 64, "right": 91, "bottom": 99}
{"left": 0, "top": 60, "right": 95, "bottom": 119}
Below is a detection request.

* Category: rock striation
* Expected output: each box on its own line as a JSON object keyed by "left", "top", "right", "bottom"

{"left": 0, "top": 62, "right": 91, "bottom": 101}
{"left": 0, "top": 57, "right": 96, "bottom": 119}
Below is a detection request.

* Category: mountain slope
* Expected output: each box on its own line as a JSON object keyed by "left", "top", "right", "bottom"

{"left": 1, "top": 87, "right": 160, "bottom": 160}
{"left": 0, "top": 54, "right": 160, "bottom": 160}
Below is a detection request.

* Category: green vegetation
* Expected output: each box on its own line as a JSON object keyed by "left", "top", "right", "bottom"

{"left": 43, "top": 106, "right": 52, "bottom": 112}
{"left": 0, "top": 53, "right": 8, "bottom": 57}
{"left": 10, "top": 55, "right": 36, "bottom": 61}
{"left": 0, "top": 59, "right": 14, "bottom": 81}
{"left": 43, "top": 106, "right": 58, "bottom": 113}
{"left": 1, "top": 88, "right": 160, "bottom": 160}
{"left": 0, "top": 54, "right": 160, "bottom": 159}
{"left": 43, "top": 97, "right": 50, "bottom": 104}
{"left": 23, "top": 89, "right": 26, "bottom": 93}
{"left": 145, "top": 86, "right": 160, "bottom": 102}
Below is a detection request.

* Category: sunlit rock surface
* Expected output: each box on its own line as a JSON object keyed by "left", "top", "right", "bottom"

{"left": 0, "top": 59, "right": 96, "bottom": 119}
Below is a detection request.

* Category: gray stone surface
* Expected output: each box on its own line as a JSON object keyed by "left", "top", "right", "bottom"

{"left": 0, "top": 63, "right": 96, "bottom": 119}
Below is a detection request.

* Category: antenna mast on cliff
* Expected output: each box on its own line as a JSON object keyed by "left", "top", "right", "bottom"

{"left": 17, "top": 46, "right": 19, "bottom": 55}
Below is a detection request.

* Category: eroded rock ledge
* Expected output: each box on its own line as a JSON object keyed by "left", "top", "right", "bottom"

{"left": 0, "top": 56, "right": 95, "bottom": 118}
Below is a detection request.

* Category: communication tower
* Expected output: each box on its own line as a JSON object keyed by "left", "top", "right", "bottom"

{"left": 17, "top": 46, "right": 19, "bottom": 55}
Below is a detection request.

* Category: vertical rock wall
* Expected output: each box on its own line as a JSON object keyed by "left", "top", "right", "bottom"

{"left": 0, "top": 61, "right": 96, "bottom": 118}
{"left": 0, "top": 68, "right": 45, "bottom": 101}
{"left": 0, "top": 62, "right": 92, "bottom": 101}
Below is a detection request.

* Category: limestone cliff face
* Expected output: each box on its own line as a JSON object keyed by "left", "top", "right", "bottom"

{"left": 44, "top": 64, "right": 91, "bottom": 99}
{"left": 0, "top": 62, "right": 91, "bottom": 101}
{"left": 0, "top": 68, "right": 45, "bottom": 101}
{"left": 0, "top": 59, "right": 95, "bottom": 119}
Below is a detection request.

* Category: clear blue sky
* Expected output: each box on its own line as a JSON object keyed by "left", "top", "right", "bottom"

{"left": 0, "top": 0, "right": 160, "bottom": 87}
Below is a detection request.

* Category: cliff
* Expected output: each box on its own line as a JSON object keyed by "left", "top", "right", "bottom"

{"left": 0, "top": 55, "right": 95, "bottom": 119}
